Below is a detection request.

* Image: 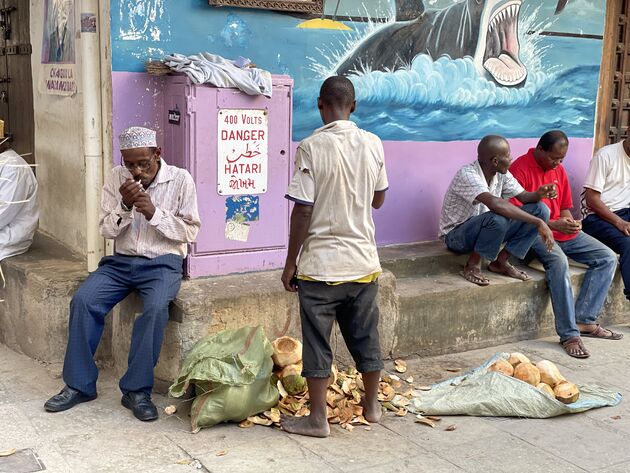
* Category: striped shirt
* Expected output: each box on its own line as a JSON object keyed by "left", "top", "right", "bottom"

{"left": 99, "top": 160, "right": 201, "bottom": 258}
{"left": 439, "top": 160, "right": 524, "bottom": 238}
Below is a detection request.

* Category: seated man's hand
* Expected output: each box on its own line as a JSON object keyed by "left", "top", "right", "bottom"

{"left": 133, "top": 192, "right": 156, "bottom": 220}
{"left": 537, "top": 221, "right": 555, "bottom": 252}
{"left": 550, "top": 217, "right": 581, "bottom": 235}
{"left": 119, "top": 179, "right": 143, "bottom": 209}
{"left": 615, "top": 219, "right": 630, "bottom": 236}
{"left": 536, "top": 183, "right": 557, "bottom": 200}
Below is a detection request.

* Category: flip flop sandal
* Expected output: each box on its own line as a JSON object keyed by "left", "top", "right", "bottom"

{"left": 580, "top": 324, "right": 624, "bottom": 340}
{"left": 487, "top": 263, "right": 531, "bottom": 281}
{"left": 459, "top": 270, "right": 490, "bottom": 286}
{"left": 560, "top": 336, "right": 590, "bottom": 359}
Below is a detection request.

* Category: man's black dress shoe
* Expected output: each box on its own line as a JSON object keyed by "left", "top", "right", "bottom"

{"left": 44, "top": 386, "right": 97, "bottom": 412}
{"left": 121, "top": 391, "right": 158, "bottom": 421}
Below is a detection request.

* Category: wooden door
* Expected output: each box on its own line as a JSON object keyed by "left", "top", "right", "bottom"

{"left": 0, "top": 0, "right": 34, "bottom": 163}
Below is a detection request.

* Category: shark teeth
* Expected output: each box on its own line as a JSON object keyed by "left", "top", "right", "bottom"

{"left": 483, "top": 54, "right": 527, "bottom": 86}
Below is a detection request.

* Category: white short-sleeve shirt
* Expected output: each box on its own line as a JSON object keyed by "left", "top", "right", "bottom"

{"left": 439, "top": 160, "right": 524, "bottom": 238}
{"left": 286, "top": 120, "right": 388, "bottom": 281}
{"left": 582, "top": 141, "right": 630, "bottom": 216}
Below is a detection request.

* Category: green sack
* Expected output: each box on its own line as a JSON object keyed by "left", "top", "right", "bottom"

{"left": 169, "top": 326, "right": 279, "bottom": 431}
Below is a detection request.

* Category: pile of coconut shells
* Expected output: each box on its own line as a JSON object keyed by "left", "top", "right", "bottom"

{"left": 238, "top": 336, "right": 415, "bottom": 432}
{"left": 489, "top": 353, "right": 580, "bottom": 404}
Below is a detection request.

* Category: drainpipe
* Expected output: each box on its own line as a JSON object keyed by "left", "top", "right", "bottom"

{"left": 98, "top": 0, "right": 115, "bottom": 257}
{"left": 81, "top": 0, "right": 105, "bottom": 271}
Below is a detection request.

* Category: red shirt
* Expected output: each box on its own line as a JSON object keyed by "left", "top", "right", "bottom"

{"left": 510, "top": 148, "right": 577, "bottom": 242}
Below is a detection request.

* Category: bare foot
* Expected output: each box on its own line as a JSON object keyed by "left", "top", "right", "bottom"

{"left": 280, "top": 414, "right": 330, "bottom": 438}
{"left": 361, "top": 397, "right": 382, "bottom": 423}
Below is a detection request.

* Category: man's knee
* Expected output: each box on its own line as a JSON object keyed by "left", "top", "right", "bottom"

{"left": 70, "top": 286, "right": 92, "bottom": 311}
{"left": 482, "top": 212, "right": 509, "bottom": 232}
{"left": 543, "top": 248, "right": 570, "bottom": 272}
{"left": 522, "top": 202, "right": 550, "bottom": 222}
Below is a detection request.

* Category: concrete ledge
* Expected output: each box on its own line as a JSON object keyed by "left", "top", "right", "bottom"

{"left": 0, "top": 233, "right": 88, "bottom": 364}
{"left": 2, "top": 236, "right": 628, "bottom": 392}
{"left": 380, "top": 241, "right": 629, "bottom": 357}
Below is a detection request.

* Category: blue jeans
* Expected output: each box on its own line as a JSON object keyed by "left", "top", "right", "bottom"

{"left": 445, "top": 202, "right": 550, "bottom": 261}
{"left": 529, "top": 232, "right": 617, "bottom": 341}
{"left": 583, "top": 208, "right": 630, "bottom": 301}
{"left": 62, "top": 254, "right": 183, "bottom": 396}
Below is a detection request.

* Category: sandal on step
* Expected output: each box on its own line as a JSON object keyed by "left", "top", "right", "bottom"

{"left": 579, "top": 324, "right": 623, "bottom": 340}
{"left": 459, "top": 269, "right": 490, "bottom": 286}
{"left": 561, "top": 336, "right": 590, "bottom": 359}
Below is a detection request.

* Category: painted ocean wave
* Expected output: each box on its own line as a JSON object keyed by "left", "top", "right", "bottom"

{"left": 293, "top": 55, "right": 598, "bottom": 142}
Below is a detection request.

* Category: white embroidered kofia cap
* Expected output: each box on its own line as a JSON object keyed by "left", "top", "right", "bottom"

{"left": 119, "top": 126, "right": 157, "bottom": 150}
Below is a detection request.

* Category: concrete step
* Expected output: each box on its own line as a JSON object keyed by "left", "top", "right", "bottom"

{"left": 2, "top": 235, "right": 628, "bottom": 393}
{"left": 379, "top": 241, "right": 467, "bottom": 277}
{"left": 390, "top": 257, "right": 627, "bottom": 357}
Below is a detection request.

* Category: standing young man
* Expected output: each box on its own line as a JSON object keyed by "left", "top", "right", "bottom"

{"left": 281, "top": 76, "right": 388, "bottom": 438}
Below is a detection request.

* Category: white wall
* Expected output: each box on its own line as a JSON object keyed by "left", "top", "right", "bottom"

{"left": 30, "top": 0, "right": 87, "bottom": 256}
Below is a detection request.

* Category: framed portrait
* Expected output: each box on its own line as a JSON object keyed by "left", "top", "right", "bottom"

{"left": 208, "top": 0, "right": 323, "bottom": 14}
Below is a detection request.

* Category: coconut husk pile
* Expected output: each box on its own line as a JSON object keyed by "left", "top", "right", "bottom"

{"left": 145, "top": 60, "right": 171, "bottom": 76}
{"left": 239, "top": 336, "right": 415, "bottom": 432}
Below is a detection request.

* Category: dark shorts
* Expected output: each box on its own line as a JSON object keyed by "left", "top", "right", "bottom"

{"left": 297, "top": 279, "right": 383, "bottom": 378}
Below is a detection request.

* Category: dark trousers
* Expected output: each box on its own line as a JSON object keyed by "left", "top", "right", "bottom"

{"left": 62, "top": 254, "right": 183, "bottom": 396}
{"left": 445, "top": 202, "right": 550, "bottom": 261}
{"left": 583, "top": 208, "right": 630, "bottom": 300}
{"left": 298, "top": 280, "right": 383, "bottom": 378}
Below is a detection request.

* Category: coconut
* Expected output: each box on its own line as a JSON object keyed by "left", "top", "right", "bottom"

{"left": 513, "top": 362, "right": 541, "bottom": 386}
{"left": 507, "top": 352, "right": 531, "bottom": 368}
{"left": 536, "top": 382, "right": 555, "bottom": 397}
{"left": 280, "top": 363, "right": 306, "bottom": 395}
{"left": 554, "top": 380, "right": 580, "bottom": 404}
{"left": 272, "top": 336, "right": 302, "bottom": 368}
{"left": 488, "top": 359, "right": 514, "bottom": 377}
{"left": 536, "top": 360, "right": 566, "bottom": 387}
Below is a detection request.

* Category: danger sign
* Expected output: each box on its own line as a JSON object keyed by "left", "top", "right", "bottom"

{"left": 217, "top": 109, "right": 268, "bottom": 196}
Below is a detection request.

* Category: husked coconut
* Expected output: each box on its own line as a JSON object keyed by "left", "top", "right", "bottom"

{"left": 513, "top": 362, "right": 541, "bottom": 386}
{"left": 508, "top": 352, "right": 531, "bottom": 368}
{"left": 536, "top": 382, "right": 555, "bottom": 397}
{"left": 536, "top": 360, "right": 566, "bottom": 387}
{"left": 272, "top": 336, "right": 303, "bottom": 368}
{"left": 554, "top": 381, "right": 580, "bottom": 404}
{"left": 488, "top": 359, "right": 514, "bottom": 376}
{"left": 280, "top": 362, "right": 306, "bottom": 395}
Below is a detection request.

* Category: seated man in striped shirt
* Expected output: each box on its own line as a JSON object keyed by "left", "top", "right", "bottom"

{"left": 439, "top": 135, "right": 555, "bottom": 286}
{"left": 45, "top": 127, "right": 201, "bottom": 421}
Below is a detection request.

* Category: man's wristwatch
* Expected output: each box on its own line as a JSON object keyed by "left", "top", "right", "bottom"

{"left": 122, "top": 201, "right": 133, "bottom": 211}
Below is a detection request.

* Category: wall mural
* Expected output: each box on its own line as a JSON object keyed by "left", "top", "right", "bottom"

{"left": 112, "top": 0, "right": 605, "bottom": 142}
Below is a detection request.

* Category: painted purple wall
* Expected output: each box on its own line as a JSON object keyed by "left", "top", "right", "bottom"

{"left": 112, "top": 73, "right": 165, "bottom": 162}
{"left": 374, "top": 138, "right": 595, "bottom": 245}
{"left": 112, "top": 72, "right": 595, "bottom": 247}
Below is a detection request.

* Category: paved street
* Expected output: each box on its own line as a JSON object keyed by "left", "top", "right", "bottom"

{"left": 2, "top": 325, "right": 630, "bottom": 473}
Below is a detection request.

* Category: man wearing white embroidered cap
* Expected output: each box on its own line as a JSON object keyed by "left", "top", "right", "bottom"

{"left": 45, "top": 126, "right": 201, "bottom": 421}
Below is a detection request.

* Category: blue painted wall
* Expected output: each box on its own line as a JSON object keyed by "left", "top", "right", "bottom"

{"left": 111, "top": 0, "right": 606, "bottom": 142}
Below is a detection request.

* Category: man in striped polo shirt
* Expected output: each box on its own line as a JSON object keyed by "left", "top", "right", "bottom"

{"left": 45, "top": 126, "right": 201, "bottom": 421}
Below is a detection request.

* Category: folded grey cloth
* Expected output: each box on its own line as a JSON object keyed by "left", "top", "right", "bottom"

{"left": 164, "top": 52, "right": 272, "bottom": 97}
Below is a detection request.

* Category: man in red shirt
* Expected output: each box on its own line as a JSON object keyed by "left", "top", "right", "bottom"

{"left": 511, "top": 131, "right": 621, "bottom": 358}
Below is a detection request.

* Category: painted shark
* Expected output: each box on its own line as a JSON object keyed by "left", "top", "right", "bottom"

{"left": 336, "top": 0, "right": 570, "bottom": 87}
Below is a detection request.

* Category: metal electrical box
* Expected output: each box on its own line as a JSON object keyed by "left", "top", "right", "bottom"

{"left": 162, "top": 74, "right": 293, "bottom": 278}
